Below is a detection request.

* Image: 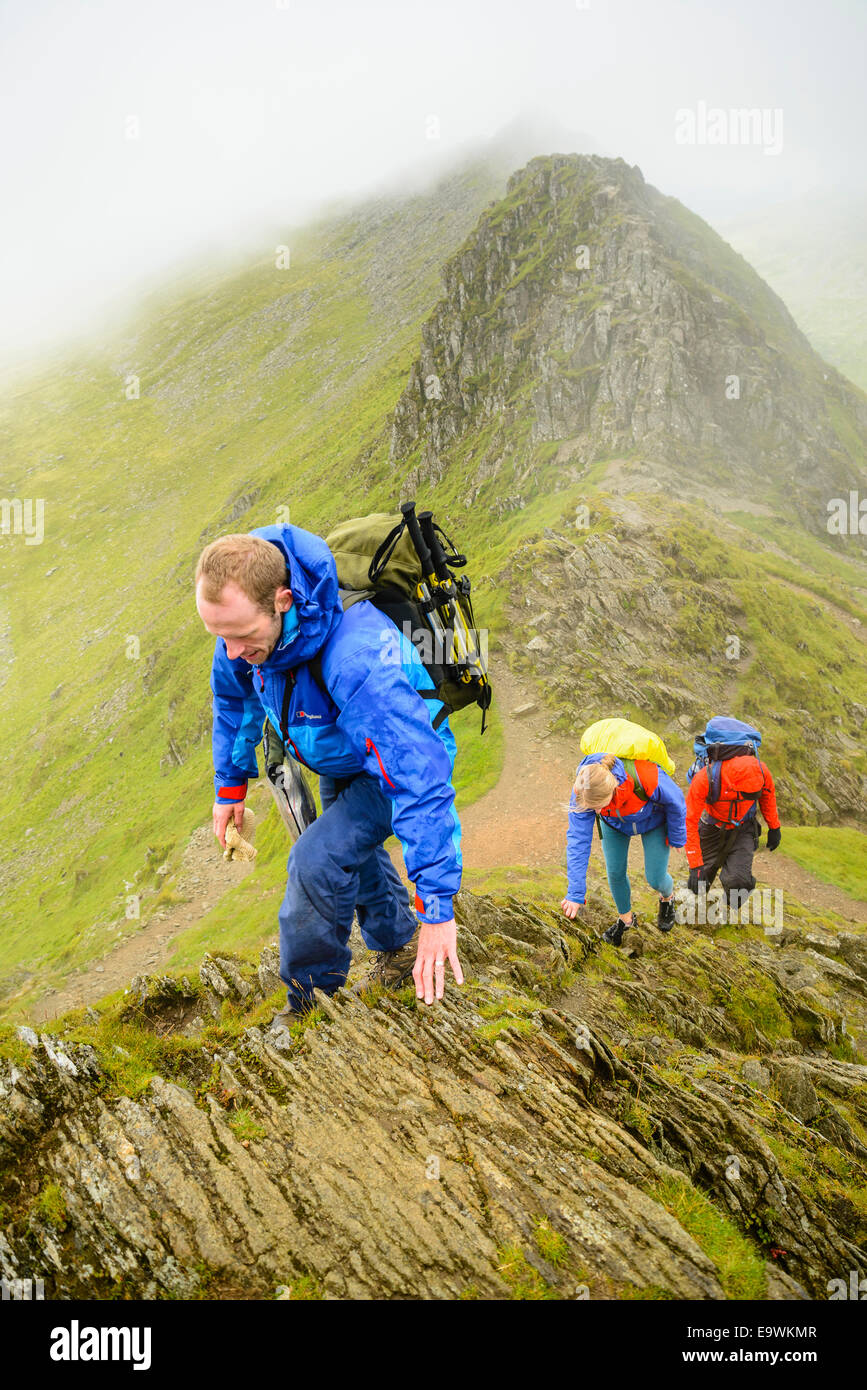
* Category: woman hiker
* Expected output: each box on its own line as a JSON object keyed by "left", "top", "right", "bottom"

{"left": 561, "top": 749, "right": 687, "bottom": 946}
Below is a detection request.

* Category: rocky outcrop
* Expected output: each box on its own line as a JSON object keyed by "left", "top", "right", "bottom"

{"left": 389, "top": 154, "right": 867, "bottom": 525}
{"left": 2, "top": 890, "right": 864, "bottom": 1300}
{"left": 497, "top": 523, "right": 867, "bottom": 821}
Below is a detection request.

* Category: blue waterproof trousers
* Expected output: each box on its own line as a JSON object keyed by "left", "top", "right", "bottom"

{"left": 277, "top": 772, "right": 417, "bottom": 1009}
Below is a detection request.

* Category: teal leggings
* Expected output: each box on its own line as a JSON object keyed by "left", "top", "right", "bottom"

{"left": 599, "top": 821, "right": 673, "bottom": 915}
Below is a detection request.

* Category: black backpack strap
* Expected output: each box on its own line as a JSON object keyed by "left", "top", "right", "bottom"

{"left": 707, "top": 759, "right": 721, "bottom": 804}
{"left": 280, "top": 668, "right": 296, "bottom": 741}
{"left": 417, "top": 688, "right": 450, "bottom": 729}
{"left": 368, "top": 523, "right": 406, "bottom": 584}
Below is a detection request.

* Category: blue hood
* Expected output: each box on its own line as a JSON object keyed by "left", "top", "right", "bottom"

{"left": 250, "top": 523, "right": 343, "bottom": 669}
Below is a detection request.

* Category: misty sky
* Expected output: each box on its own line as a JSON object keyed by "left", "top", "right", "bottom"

{"left": 1, "top": 0, "right": 865, "bottom": 368}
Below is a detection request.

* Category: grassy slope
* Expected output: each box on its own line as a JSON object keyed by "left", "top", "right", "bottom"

{"left": 0, "top": 160, "right": 511, "bottom": 1013}
{"left": 779, "top": 827, "right": 867, "bottom": 902}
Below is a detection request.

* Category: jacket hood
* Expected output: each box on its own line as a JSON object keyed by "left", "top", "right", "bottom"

{"left": 250, "top": 523, "right": 343, "bottom": 669}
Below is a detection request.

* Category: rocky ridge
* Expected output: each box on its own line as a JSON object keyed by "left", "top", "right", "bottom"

{"left": 389, "top": 154, "right": 867, "bottom": 528}
{"left": 1, "top": 889, "right": 864, "bottom": 1300}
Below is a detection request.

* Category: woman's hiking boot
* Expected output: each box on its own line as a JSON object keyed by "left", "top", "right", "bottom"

{"left": 602, "top": 913, "right": 638, "bottom": 947}
{"left": 657, "top": 896, "right": 676, "bottom": 933}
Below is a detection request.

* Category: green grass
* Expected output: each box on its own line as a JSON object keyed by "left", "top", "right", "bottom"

{"left": 496, "top": 1243, "right": 559, "bottom": 1300}
{"left": 0, "top": 1024, "right": 34, "bottom": 1069}
{"left": 60, "top": 1012, "right": 204, "bottom": 1099}
{"left": 274, "top": 1274, "right": 323, "bottom": 1300}
{"left": 533, "top": 1217, "right": 569, "bottom": 1267}
{"left": 461, "top": 864, "right": 567, "bottom": 900}
{"left": 477, "top": 989, "right": 543, "bottom": 1021}
{"left": 648, "top": 1175, "right": 767, "bottom": 1299}
{"left": 228, "top": 1107, "right": 267, "bottom": 1144}
{"left": 45, "top": 967, "right": 308, "bottom": 1099}
{"left": 778, "top": 827, "right": 867, "bottom": 902}
{"left": 766, "top": 1134, "right": 867, "bottom": 1241}
{"left": 451, "top": 699, "right": 505, "bottom": 809}
{"left": 33, "top": 1180, "right": 68, "bottom": 1229}
{"left": 726, "top": 980, "right": 792, "bottom": 1050}
{"left": 475, "top": 1016, "right": 535, "bottom": 1044}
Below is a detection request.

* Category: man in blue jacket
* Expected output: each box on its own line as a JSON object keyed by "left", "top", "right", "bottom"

{"left": 195, "top": 523, "right": 464, "bottom": 1020}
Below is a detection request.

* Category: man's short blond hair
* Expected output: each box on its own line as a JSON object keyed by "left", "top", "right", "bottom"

{"left": 195, "top": 534, "right": 287, "bottom": 615}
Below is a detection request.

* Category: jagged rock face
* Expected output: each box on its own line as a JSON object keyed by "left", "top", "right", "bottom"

{"left": 390, "top": 154, "right": 867, "bottom": 523}
{"left": 1, "top": 892, "right": 864, "bottom": 1300}
{"left": 500, "top": 525, "right": 867, "bottom": 822}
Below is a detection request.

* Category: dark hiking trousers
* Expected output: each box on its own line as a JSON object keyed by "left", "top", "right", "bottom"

{"left": 277, "top": 772, "right": 417, "bottom": 1010}
{"left": 698, "top": 813, "right": 761, "bottom": 912}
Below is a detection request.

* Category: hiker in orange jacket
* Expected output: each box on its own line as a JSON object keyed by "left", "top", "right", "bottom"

{"left": 685, "top": 754, "right": 781, "bottom": 911}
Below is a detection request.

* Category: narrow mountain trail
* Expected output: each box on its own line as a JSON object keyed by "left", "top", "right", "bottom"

{"left": 457, "top": 664, "right": 578, "bottom": 872}
{"left": 771, "top": 575, "right": 867, "bottom": 644}
{"left": 30, "top": 829, "right": 256, "bottom": 1024}
{"left": 28, "top": 662, "right": 865, "bottom": 1024}
{"left": 754, "top": 850, "right": 867, "bottom": 925}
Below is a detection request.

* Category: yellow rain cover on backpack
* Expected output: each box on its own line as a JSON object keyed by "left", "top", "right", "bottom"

{"left": 580, "top": 718, "right": 676, "bottom": 775}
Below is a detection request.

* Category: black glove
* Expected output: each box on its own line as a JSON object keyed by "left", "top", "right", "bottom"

{"left": 766, "top": 826, "right": 781, "bottom": 852}
{"left": 688, "top": 867, "right": 702, "bottom": 894}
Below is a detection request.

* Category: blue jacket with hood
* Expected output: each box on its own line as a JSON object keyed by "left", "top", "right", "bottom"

{"left": 208, "top": 523, "right": 461, "bottom": 925}
{"left": 566, "top": 753, "right": 687, "bottom": 904}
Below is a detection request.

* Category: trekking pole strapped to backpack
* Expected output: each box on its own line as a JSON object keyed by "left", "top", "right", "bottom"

{"left": 398, "top": 502, "right": 453, "bottom": 659}
{"left": 418, "top": 509, "right": 487, "bottom": 688}
{"left": 326, "top": 501, "right": 493, "bottom": 732}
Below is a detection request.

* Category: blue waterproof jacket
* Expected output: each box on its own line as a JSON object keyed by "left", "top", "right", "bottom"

{"left": 208, "top": 523, "right": 461, "bottom": 924}
{"left": 566, "top": 753, "right": 687, "bottom": 904}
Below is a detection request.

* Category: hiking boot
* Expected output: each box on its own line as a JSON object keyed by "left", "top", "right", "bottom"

{"left": 356, "top": 924, "right": 421, "bottom": 992}
{"left": 602, "top": 914, "right": 637, "bottom": 947}
{"left": 657, "top": 896, "right": 676, "bottom": 933}
{"left": 268, "top": 1000, "right": 307, "bottom": 1032}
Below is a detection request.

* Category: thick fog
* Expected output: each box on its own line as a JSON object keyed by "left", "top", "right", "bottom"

{"left": 1, "top": 0, "right": 864, "bottom": 369}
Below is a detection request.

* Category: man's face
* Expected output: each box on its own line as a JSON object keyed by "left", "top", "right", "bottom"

{"left": 196, "top": 579, "right": 293, "bottom": 665}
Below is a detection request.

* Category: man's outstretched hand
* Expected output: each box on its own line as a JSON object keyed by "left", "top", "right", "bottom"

{"left": 213, "top": 800, "right": 246, "bottom": 850}
{"left": 413, "top": 919, "right": 464, "bottom": 1005}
